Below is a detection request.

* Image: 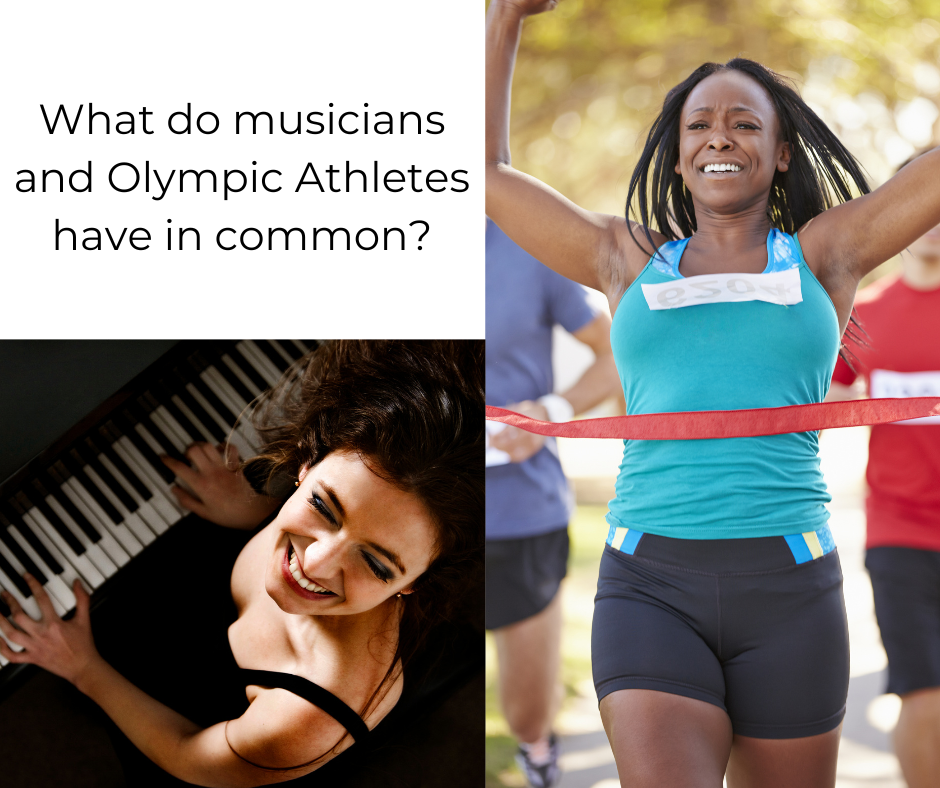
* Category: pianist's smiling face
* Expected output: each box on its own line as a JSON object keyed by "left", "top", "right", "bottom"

{"left": 264, "top": 450, "right": 436, "bottom": 615}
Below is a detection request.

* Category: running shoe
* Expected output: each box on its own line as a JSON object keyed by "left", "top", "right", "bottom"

{"left": 515, "top": 733, "right": 560, "bottom": 788}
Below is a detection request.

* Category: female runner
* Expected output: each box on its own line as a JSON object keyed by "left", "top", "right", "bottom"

{"left": 0, "top": 340, "right": 483, "bottom": 786}
{"left": 486, "top": 2, "right": 940, "bottom": 786}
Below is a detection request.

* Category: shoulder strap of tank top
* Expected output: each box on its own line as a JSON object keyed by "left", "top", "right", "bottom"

{"left": 241, "top": 669, "right": 370, "bottom": 743}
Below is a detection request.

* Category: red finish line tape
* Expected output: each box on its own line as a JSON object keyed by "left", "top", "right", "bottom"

{"left": 486, "top": 398, "right": 940, "bottom": 440}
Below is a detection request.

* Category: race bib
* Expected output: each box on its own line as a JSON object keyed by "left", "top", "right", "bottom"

{"left": 871, "top": 369, "right": 940, "bottom": 425}
{"left": 641, "top": 268, "right": 802, "bottom": 311}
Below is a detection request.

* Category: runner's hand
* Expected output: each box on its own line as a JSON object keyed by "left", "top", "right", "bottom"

{"left": 0, "top": 575, "right": 100, "bottom": 686}
{"left": 489, "top": 400, "right": 550, "bottom": 463}
{"left": 161, "top": 443, "right": 280, "bottom": 529}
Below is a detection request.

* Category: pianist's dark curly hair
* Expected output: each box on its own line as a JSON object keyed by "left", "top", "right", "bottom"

{"left": 242, "top": 340, "right": 484, "bottom": 722}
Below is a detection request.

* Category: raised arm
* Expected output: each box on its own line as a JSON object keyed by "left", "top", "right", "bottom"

{"left": 485, "top": 0, "right": 650, "bottom": 296}
{"left": 801, "top": 147, "right": 940, "bottom": 284}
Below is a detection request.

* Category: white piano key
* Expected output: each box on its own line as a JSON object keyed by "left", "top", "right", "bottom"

{"left": 268, "top": 340, "right": 297, "bottom": 367}
{"left": 150, "top": 409, "right": 189, "bottom": 454}
{"left": 0, "top": 539, "right": 67, "bottom": 616}
{"left": 291, "top": 340, "right": 311, "bottom": 355}
{"left": 183, "top": 382, "right": 238, "bottom": 437}
{"left": 139, "top": 415, "right": 199, "bottom": 498}
{"left": 0, "top": 566, "right": 43, "bottom": 621}
{"left": 171, "top": 395, "right": 216, "bottom": 443}
{"left": 20, "top": 510, "right": 97, "bottom": 591}
{"left": 135, "top": 422, "right": 169, "bottom": 458}
{"left": 96, "top": 454, "right": 170, "bottom": 535}
{"left": 8, "top": 526, "right": 77, "bottom": 611}
{"left": 41, "top": 497, "right": 119, "bottom": 579}
{"left": 248, "top": 339, "right": 290, "bottom": 380}
{"left": 10, "top": 520, "right": 85, "bottom": 594}
{"left": 237, "top": 340, "right": 282, "bottom": 387}
{"left": 202, "top": 367, "right": 249, "bottom": 414}
{"left": 120, "top": 512, "right": 155, "bottom": 547}
{"left": 62, "top": 479, "right": 141, "bottom": 559}
{"left": 82, "top": 465, "right": 157, "bottom": 545}
{"left": 131, "top": 423, "right": 194, "bottom": 501}
{"left": 184, "top": 384, "right": 254, "bottom": 458}
{"left": 112, "top": 439, "right": 185, "bottom": 522}
{"left": 222, "top": 353, "right": 263, "bottom": 398}
{"left": 199, "top": 371, "right": 261, "bottom": 452}
{"left": 135, "top": 501, "right": 169, "bottom": 535}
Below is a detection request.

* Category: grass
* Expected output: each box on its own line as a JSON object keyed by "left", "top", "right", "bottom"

{"left": 485, "top": 505, "right": 610, "bottom": 788}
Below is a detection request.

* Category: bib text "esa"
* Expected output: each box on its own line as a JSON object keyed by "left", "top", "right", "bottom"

{"left": 641, "top": 268, "right": 802, "bottom": 311}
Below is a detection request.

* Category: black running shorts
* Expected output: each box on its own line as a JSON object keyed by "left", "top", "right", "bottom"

{"left": 592, "top": 531, "right": 849, "bottom": 739}
{"left": 866, "top": 546, "right": 940, "bottom": 697}
{"left": 485, "top": 527, "right": 569, "bottom": 630}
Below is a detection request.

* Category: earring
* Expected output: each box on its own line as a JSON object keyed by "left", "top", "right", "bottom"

{"left": 396, "top": 592, "right": 402, "bottom": 598}
{"left": 294, "top": 481, "right": 299, "bottom": 487}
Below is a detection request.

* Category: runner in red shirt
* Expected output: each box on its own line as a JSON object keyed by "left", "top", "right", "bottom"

{"left": 829, "top": 151, "right": 940, "bottom": 788}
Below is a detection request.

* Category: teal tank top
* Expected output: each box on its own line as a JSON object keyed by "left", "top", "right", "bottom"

{"left": 606, "top": 229, "right": 840, "bottom": 540}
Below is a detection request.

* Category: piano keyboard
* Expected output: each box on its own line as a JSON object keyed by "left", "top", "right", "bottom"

{"left": 0, "top": 340, "right": 315, "bottom": 670}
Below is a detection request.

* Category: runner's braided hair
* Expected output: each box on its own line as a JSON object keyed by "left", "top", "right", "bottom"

{"left": 626, "top": 58, "right": 872, "bottom": 360}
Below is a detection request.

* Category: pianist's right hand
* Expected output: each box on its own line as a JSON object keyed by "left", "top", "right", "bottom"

{"left": 161, "top": 443, "right": 280, "bottom": 529}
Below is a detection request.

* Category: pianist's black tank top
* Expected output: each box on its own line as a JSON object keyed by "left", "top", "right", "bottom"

{"left": 99, "top": 521, "right": 402, "bottom": 787}
{"left": 236, "top": 667, "right": 372, "bottom": 767}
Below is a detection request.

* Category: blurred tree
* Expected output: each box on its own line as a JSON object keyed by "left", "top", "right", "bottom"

{"left": 496, "top": 0, "right": 940, "bottom": 221}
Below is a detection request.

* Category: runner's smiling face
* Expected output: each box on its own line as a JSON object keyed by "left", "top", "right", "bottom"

{"left": 264, "top": 450, "right": 437, "bottom": 616}
{"left": 675, "top": 70, "right": 790, "bottom": 215}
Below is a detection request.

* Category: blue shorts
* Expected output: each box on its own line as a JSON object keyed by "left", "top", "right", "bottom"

{"left": 485, "top": 526, "right": 569, "bottom": 630}
{"left": 866, "top": 546, "right": 940, "bottom": 697}
{"left": 592, "top": 527, "right": 848, "bottom": 739}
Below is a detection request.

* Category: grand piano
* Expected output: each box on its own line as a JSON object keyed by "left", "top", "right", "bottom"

{"left": 0, "top": 340, "right": 483, "bottom": 787}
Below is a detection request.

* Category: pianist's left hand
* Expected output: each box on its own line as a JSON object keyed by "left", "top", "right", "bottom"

{"left": 0, "top": 574, "right": 100, "bottom": 685}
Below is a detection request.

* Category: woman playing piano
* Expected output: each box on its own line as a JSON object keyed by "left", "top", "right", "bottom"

{"left": 0, "top": 340, "right": 483, "bottom": 786}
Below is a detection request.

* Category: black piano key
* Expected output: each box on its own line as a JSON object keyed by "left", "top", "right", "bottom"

{"left": 124, "top": 403, "right": 186, "bottom": 464}
{"left": 254, "top": 340, "right": 291, "bottom": 373}
{"left": 142, "top": 392, "right": 197, "bottom": 453}
{"left": 197, "top": 348, "right": 255, "bottom": 404}
{"left": 90, "top": 433, "right": 153, "bottom": 503}
{"left": 239, "top": 341, "right": 281, "bottom": 385}
{"left": 151, "top": 383, "right": 203, "bottom": 445}
{"left": 109, "top": 414, "right": 177, "bottom": 484}
{"left": 74, "top": 443, "right": 139, "bottom": 513}
{"left": 58, "top": 456, "right": 122, "bottom": 525}
{"left": 20, "top": 487, "right": 88, "bottom": 555}
{"left": 168, "top": 374, "right": 226, "bottom": 442}
{"left": 177, "top": 368, "right": 239, "bottom": 432}
{"left": 273, "top": 339, "right": 304, "bottom": 362}
{"left": 1, "top": 504, "right": 63, "bottom": 575}
{"left": 35, "top": 474, "right": 102, "bottom": 546}
{"left": 226, "top": 342, "right": 270, "bottom": 392}
{"left": 0, "top": 517, "right": 47, "bottom": 585}
{"left": 0, "top": 549, "right": 32, "bottom": 598}
{"left": 51, "top": 454, "right": 124, "bottom": 533}
{"left": 0, "top": 595, "right": 10, "bottom": 618}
